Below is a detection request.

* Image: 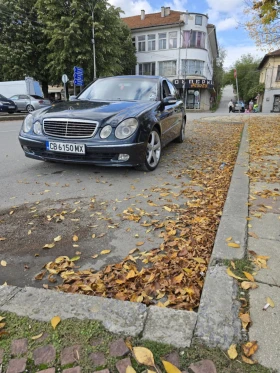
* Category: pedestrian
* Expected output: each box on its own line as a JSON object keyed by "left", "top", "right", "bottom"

{"left": 249, "top": 99, "right": 253, "bottom": 112}
{"left": 228, "top": 99, "right": 233, "bottom": 113}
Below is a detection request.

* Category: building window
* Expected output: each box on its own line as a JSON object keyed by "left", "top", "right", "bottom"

{"left": 195, "top": 15, "right": 202, "bottom": 25}
{"left": 148, "top": 34, "right": 156, "bottom": 51}
{"left": 138, "top": 35, "right": 146, "bottom": 52}
{"left": 169, "top": 31, "right": 177, "bottom": 49}
{"left": 276, "top": 66, "right": 280, "bottom": 81}
{"left": 159, "top": 60, "right": 177, "bottom": 76}
{"left": 159, "top": 33, "right": 167, "bottom": 50}
{"left": 182, "top": 60, "right": 204, "bottom": 75}
{"left": 139, "top": 62, "right": 155, "bottom": 75}
{"left": 182, "top": 31, "right": 206, "bottom": 48}
{"left": 132, "top": 37, "right": 135, "bottom": 48}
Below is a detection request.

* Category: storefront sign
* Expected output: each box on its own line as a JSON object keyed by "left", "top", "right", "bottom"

{"left": 173, "top": 79, "right": 214, "bottom": 89}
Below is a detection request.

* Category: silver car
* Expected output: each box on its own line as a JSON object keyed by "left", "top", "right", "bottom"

{"left": 9, "top": 94, "right": 51, "bottom": 113}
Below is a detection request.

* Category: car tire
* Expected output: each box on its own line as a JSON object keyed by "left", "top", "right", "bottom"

{"left": 175, "top": 117, "right": 186, "bottom": 143}
{"left": 8, "top": 111, "right": 15, "bottom": 114}
{"left": 26, "top": 104, "right": 35, "bottom": 113}
{"left": 137, "top": 127, "right": 161, "bottom": 171}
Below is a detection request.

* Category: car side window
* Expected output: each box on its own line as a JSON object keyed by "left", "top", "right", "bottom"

{"left": 20, "top": 95, "right": 29, "bottom": 99}
{"left": 10, "top": 95, "right": 18, "bottom": 100}
{"left": 162, "top": 80, "right": 171, "bottom": 99}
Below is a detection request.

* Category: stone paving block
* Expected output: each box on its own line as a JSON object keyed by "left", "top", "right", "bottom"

{"left": 188, "top": 359, "right": 216, "bottom": 373}
{"left": 163, "top": 351, "right": 180, "bottom": 368}
{"left": 0, "top": 287, "right": 147, "bottom": 337}
{"left": 6, "top": 358, "right": 27, "bottom": 373}
{"left": 90, "top": 351, "right": 106, "bottom": 366}
{"left": 37, "top": 369, "right": 55, "bottom": 373}
{"left": 248, "top": 237, "right": 280, "bottom": 285}
{"left": 0, "top": 348, "right": 4, "bottom": 363}
{"left": 249, "top": 213, "right": 280, "bottom": 241}
{"left": 11, "top": 338, "right": 28, "bottom": 355}
{"left": 62, "top": 368, "right": 81, "bottom": 373}
{"left": 116, "top": 357, "right": 132, "bottom": 373}
{"left": 143, "top": 306, "right": 197, "bottom": 348}
{"left": 195, "top": 265, "right": 241, "bottom": 349}
{"left": 249, "top": 283, "right": 280, "bottom": 371}
{"left": 109, "top": 338, "right": 129, "bottom": 357}
{"left": 33, "top": 344, "right": 56, "bottom": 365}
{"left": 61, "top": 345, "right": 81, "bottom": 366}
{"left": 0, "top": 285, "right": 20, "bottom": 307}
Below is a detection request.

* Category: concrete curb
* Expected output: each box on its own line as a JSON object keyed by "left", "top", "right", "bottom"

{"left": 0, "top": 120, "right": 249, "bottom": 349}
{"left": 0, "top": 115, "right": 25, "bottom": 122}
{"left": 194, "top": 123, "right": 249, "bottom": 348}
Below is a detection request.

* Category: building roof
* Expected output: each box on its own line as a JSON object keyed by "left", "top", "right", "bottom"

{"left": 258, "top": 49, "right": 280, "bottom": 69}
{"left": 122, "top": 10, "right": 183, "bottom": 30}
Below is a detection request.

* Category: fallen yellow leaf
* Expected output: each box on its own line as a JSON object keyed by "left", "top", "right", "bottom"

{"left": 226, "top": 267, "right": 244, "bottom": 280}
{"left": 228, "top": 242, "right": 240, "bottom": 248}
{"left": 162, "top": 360, "right": 182, "bottom": 373}
{"left": 100, "top": 250, "right": 111, "bottom": 255}
{"left": 51, "top": 316, "right": 61, "bottom": 330}
{"left": 126, "top": 367, "right": 137, "bottom": 373}
{"left": 228, "top": 344, "right": 238, "bottom": 360}
{"left": 0, "top": 260, "right": 7, "bottom": 267}
{"left": 42, "top": 243, "right": 55, "bottom": 249}
{"left": 73, "top": 235, "right": 79, "bottom": 242}
{"left": 163, "top": 206, "right": 172, "bottom": 212}
{"left": 31, "top": 332, "right": 43, "bottom": 340}
{"left": 133, "top": 346, "right": 155, "bottom": 366}
{"left": 241, "top": 355, "right": 256, "bottom": 365}
{"left": 267, "top": 297, "right": 275, "bottom": 308}
{"left": 243, "top": 272, "right": 255, "bottom": 282}
{"left": 54, "top": 236, "right": 62, "bottom": 242}
{"left": 226, "top": 236, "right": 232, "bottom": 242}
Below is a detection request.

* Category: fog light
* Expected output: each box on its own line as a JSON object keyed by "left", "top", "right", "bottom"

{"left": 118, "top": 154, "right": 130, "bottom": 161}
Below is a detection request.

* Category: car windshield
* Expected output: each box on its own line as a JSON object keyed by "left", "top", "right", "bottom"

{"left": 78, "top": 77, "right": 158, "bottom": 102}
{"left": 31, "top": 95, "right": 44, "bottom": 99}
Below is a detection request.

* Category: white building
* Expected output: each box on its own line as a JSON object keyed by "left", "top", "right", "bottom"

{"left": 123, "top": 7, "right": 218, "bottom": 110}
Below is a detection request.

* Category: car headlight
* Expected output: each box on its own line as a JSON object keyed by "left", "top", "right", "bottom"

{"left": 100, "top": 125, "right": 112, "bottom": 139}
{"left": 0, "top": 102, "right": 3, "bottom": 106}
{"left": 22, "top": 114, "right": 33, "bottom": 133}
{"left": 115, "top": 118, "right": 138, "bottom": 140}
{"left": 33, "top": 121, "right": 42, "bottom": 135}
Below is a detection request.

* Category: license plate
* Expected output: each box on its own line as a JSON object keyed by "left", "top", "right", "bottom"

{"left": 46, "top": 141, "right": 85, "bottom": 154}
{"left": 8, "top": 106, "right": 15, "bottom": 109}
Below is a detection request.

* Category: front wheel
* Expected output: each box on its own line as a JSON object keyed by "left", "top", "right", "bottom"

{"left": 175, "top": 118, "right": 186, "bottom": 143}
{"left": 26, "top": 104, "right": 34, "bottom": 113}
{"left": 137, "top": 128, "right": 161, "bottom": 171}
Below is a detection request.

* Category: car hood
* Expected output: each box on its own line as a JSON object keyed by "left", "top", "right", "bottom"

{"left": 0, "top": 98, "right": 16, "bottom": 105}
{"left": 33, "top": 100, "right": 157, "bottom": 126}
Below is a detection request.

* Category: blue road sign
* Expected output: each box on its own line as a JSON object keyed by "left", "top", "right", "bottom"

{"left": 74, "top": 72, "right": 83, "bottom": 79}
{"left": 74, "top": 66, "right": 84, "bottom": 74}
{"left": 74, "top": 79, "right": 84, "bottom": 86}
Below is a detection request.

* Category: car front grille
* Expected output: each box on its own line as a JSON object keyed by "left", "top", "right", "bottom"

{"left": 43, "top": 118, "right": 98, "bottom": 139}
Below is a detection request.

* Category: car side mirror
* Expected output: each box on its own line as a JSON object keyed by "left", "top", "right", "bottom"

{"left": 162, "top": 95, "right": 177, "bottom": 106}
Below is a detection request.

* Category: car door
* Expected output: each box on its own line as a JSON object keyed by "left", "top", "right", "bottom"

{"left": 19, "top": 95, "right": 31, "bottom": 110}
{"left": 10, "top": 95, "right": 20, "bottom": 109}
{"left": 158, "top": 80, "right": 176, "bottom": 145}
{"left": 166, "top": 80, "right": 183, "bottom": 139}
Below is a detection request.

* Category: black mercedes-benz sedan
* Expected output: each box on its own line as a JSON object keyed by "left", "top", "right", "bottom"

{"left": 18, "top": 75, "right": 186, "bottom": 171}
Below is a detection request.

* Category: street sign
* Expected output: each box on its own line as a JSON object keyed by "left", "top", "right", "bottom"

{"left": 62, "top": 74, "right": 69, "bottom": 83}
{"left": 73, "top": 66, "right": 84, "bottom": 86}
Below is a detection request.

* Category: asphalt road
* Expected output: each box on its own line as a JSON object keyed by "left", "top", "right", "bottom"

{"left": 0, "top": 119, "right": 195, "bottom": 287}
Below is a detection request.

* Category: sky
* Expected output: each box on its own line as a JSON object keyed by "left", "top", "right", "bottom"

{"left": 108, "top": 0, "right": 264, "bottom": 69}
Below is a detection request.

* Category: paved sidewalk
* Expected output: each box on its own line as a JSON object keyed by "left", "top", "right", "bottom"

{"left": 247, "top": 118, "right": 280, "bottom": 371}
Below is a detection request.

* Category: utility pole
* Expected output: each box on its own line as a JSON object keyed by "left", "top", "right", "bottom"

{"left": 90, "top": 0, "right": 99, "bottom": 80}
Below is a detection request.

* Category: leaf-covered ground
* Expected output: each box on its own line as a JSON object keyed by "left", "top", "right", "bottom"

{"left": 42, "top": 121, "right": 244, "bottom": 310}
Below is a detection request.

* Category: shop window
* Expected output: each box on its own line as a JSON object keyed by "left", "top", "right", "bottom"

{"left": 159, "top": 60, "right": 177, "bottom": 76}
{"left": 181, "top": 60, "right": 204, "bottom": 75}
{"left": 139, "top": 62, "right": 155, "bottom": 75}
{"left": 159, "top": 33, "right": 167, "bottom": 50}
{"left": 148, "top": 34, "right": 156, "bottom": 51}
{"left": 195, "top": 15, "right": 202, "bottom": 25}
{"left": 138, "top": 35, "right": 146, "bottom": 52}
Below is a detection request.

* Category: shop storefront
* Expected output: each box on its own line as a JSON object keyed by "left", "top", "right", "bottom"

{"left": 173, "top": 78, "right": 214, "bottom": 110}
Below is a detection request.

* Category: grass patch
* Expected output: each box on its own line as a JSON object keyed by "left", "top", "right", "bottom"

{"left": 0, "top": 311, "right": 274, "bottom": 373}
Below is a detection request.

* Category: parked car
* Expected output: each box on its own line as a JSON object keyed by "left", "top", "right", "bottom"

{"left": 0, "top": 94, "right": 17, "bottom": 114}
{"left": 233, "top": 101, "right": 245, "bottom": 113}
{"left": 9, "top": 94, "right": 51, "bottom": 113}
{"left": 18, "top": 75, "right": 186, "bottom": 171}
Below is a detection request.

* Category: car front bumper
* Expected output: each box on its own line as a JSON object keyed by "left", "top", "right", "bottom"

{"left": 18, "top": 135, "right": 147, "bottom": 167}
{"left": 0, "top": 105, "right": 16, "bottom": 113}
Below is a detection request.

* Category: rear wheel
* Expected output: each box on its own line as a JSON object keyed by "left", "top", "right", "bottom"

{"left": 175, "top": 118, "right": 186, "bottom": 143}
{"left": 26, "top": 104, "right": 34, "bottom": 113}
{"left": 137, "top": 128, "right": 161, "bottom": 171}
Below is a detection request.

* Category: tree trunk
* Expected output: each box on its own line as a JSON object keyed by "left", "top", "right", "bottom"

{"left": 41, "top": 80, "right": 48, "bottom": 98}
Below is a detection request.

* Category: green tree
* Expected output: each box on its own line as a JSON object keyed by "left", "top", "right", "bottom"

{"left": 244, "top": 0, "right": 280, "bottom": 48}
{"left": 212, "top": 45, "right": 226, "bottom": 96}
{"left": 223, "top": 54, "right": 264, "bottom": 102}
{"left": 0, "top": 0, "right": 49, "bottom": 95}
{"left": 35, "top": 0, "right": 136, "bottom": 85}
